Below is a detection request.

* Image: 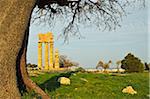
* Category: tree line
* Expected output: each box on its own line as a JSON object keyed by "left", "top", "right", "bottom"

{"left": 96, "top": 53, "right": 149, "bottom": 73}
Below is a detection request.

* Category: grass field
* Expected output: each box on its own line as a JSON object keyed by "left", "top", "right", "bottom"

{"left": 23, "top": 71, "right": 149, "bottom": 99}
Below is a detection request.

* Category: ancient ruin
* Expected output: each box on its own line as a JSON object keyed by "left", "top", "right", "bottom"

{"left": 38, "top": 32, "right": 60, "bottom": 70}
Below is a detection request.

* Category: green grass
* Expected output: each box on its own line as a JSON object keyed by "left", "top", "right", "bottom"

{"left": 23, "top": 72, "right": 149, "bottom": 99}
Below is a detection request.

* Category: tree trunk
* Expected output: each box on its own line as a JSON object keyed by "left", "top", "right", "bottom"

{"left": 19, "top": 14, "right": 50, "bottom": 99}
{"left": 20, "top": 48, "right": 50, "bottom": 99}
{"left": 0, "top": 0, "right": 35, "bottom": 98}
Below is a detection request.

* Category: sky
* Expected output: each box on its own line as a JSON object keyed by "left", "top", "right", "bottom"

{"left": 27, "top": 1, "right": 149, "bottom": 69}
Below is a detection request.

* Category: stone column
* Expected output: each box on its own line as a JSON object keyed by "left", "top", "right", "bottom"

{"left": 38, "top": 42, "right": 42, "bottom": 70}
{"left": 49, "top": 42, "right": 54, "bottom": 70}
{"left": 54, "top": 49, "right": 60, "bottom": 69}
{"left": 44, "top": 42, "right": 49, "bottom": 70}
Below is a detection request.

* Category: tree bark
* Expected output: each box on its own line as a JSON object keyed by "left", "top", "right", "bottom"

{"left": 20, "top": 48, "right": 50, "bottom": 99}
{"left": 0, "top": 0, "right": 36, "bottom": 98}
{"left": 18, "top": 11, "right": 50, "bottom": 99}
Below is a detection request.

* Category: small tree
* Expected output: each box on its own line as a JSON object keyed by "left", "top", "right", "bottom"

{"left": 121, "top": 53, "right": 144, "bottom": 73}
{"left": 96, "top": 60, "right": 112, "bottom": 72}
{"left": 59, "top": 55, "right": 79, "bottom": 68}
{"left": 144, "top": 62, "right": 150, "bottom": 71}
{"left": 116, "top": 60, "right": 121, "bottom": 73}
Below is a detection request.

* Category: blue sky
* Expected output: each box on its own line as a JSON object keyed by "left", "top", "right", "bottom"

{"left": 27, "top": 2, "right": 149, "bottom": 68}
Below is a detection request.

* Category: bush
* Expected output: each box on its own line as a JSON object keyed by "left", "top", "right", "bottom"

{"left": 59, "top": 55, "right": 79, "bottom": 68}
{"left": 144, "top": 63, "right": 150, "bottom": 71}
{"left": 75, "top": 67, "right": 85, "bottom": 72}
{"left": 27, "top": 63, "right": 38, "bottom": 69}
{"left": 121, "top": 53, "right": 144, "bottom": 73}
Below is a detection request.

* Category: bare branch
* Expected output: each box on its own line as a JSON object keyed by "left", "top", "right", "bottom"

{"left": 31, "top": 0, "right": 145, "bottom": 42}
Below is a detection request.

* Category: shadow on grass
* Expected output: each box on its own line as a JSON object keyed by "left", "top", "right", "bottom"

{"left": 39, "top": 71, "right": 75, "bottom": 92}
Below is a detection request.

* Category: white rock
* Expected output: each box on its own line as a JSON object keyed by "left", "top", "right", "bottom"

{"left": 58, "top": 77, "right": 71, "bottom": 85}
{"left": 73, "top": 73, "right": 77, "bottom": 76}
{"left": 122, "top": 86, "right": 137, "bottom": 95}
{"left": 80, "top": 78, "right": 88, "bottom": 82}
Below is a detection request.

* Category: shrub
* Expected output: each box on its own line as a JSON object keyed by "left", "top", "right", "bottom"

{"left": 144, "top": 62, "right": 150, "bottom": 71}
{"left": 75, "top": 67, "right": 85, "bottom": 72}
{"left": 59, "top": 55, "right": 79, "bottom": 68}
{"left": 121, "top": 53, "right": 144, "bottom": 73}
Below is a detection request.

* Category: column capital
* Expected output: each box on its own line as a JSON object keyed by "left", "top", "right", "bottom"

{"left": 44, "top": 42, "right": 49, "bottom": 44}
{"left": 50, "top": 42, "right": 54, "bottom": 44}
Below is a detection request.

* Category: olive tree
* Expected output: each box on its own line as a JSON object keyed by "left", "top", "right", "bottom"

{"left": 0, "top": 0, "right": 145, "bottom": 98}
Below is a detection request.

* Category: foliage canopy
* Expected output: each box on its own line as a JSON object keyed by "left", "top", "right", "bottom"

{"left": 121, "top": 53, "right": 144, "bottom": 72}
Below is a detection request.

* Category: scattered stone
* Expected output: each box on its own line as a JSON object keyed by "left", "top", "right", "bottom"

{"left": 122, "top": 86, "right": 137, "bottom": 95}
{"left": 80, "top": 78, "right": 88, "bottom": 82}
{"left": 75, "top": 88, "right": 78, "bottom": 90}
{"left": 58, "top": 77, "right": 71, "bottom": 85}
{"left": 147, "top": 94, "right": 150, "bottom": 98}
{"left": 73, "top": 73, "right": 76, "bottom": 76}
